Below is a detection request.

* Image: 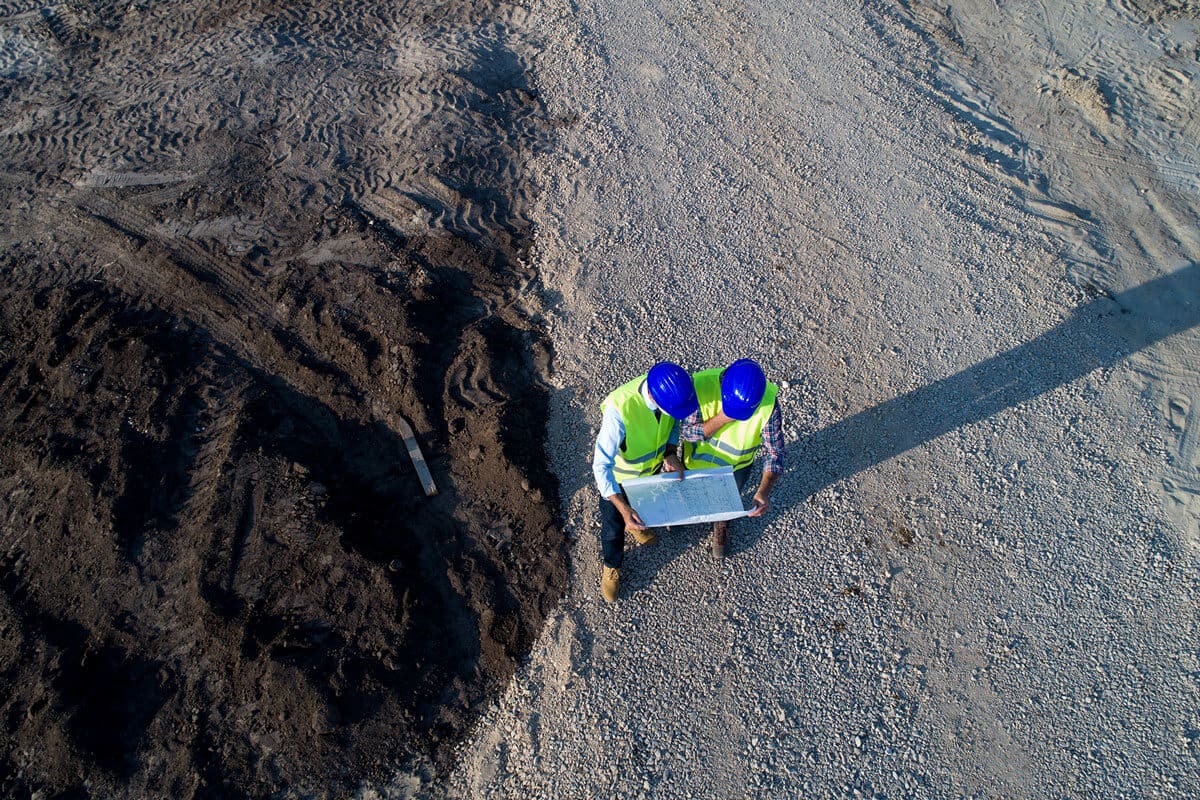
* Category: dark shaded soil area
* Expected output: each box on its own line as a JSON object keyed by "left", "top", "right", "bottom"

{"left": 0, "top": 0, "right": 566, "bottom": 796}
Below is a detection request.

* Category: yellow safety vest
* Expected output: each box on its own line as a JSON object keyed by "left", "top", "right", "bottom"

{"left": 684, "top": 368, "right": 778, "bottom": 472}
{"left": 601, "top": 374, "right": 675, "bottom": 484}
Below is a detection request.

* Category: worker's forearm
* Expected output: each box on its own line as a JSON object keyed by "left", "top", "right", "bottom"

{"left": 606, "top": 493, "right": 632, "bottom": 516}
{"left": 702, "top": 412, "right": 733, "bottom": 438}
{"left": 755, "top": 470, "right": 779, "bottom": 499}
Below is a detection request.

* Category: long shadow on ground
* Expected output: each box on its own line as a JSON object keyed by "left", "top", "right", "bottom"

{"left": 793, "top": 263, "right": 1199, "bottom": 499}
{"left": 635, "top": 262, "right": 1200, "bottom": 582}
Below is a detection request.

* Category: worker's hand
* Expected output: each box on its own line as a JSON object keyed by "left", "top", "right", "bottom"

{"left": 623, "top": 508, "right": 648, "bottom": 531}
{"left": 748, "top": 493, "right": 771, "bottom": 518}
{"left": 662, "top": 453, "right": 685, "bottom": 480}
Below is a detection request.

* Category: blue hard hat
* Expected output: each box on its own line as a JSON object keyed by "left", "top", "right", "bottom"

{"left": 721, "top": 359, "right": 766, "bottom": 420}
{"left": 646, "top": 362, "right": 699, "bottom": 420}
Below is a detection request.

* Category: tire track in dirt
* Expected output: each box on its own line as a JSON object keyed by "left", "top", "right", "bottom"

{"left": 0, "top": 0, "right": 565, "bottom": 796}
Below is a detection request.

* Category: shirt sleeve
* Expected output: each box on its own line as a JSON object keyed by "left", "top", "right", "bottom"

{"left": 592, "top": 405, "right": 625, "bottom": 498}
{"left": 759, "top": 402, "right": 784, "bottom": 474}
{"left": 678, "top": 409, "right": 704, "bottom": 443}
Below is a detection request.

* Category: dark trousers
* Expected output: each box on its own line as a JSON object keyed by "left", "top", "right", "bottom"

{"left": 600, "top": 466, "right": 752, "bottom": 569}
{"left": 599, "top": 490, "right": 630, "bottom": 569}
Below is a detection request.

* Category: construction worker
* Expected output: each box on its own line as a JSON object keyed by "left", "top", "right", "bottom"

{"left": 680, "top": 358, "right": 783, "bottom": 559}
{"left": 592, "top": 362, "right": 700, "bottom": 602}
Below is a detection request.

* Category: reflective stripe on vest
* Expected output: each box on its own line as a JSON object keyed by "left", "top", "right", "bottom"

{"left": 683, "top": 368, "right": 777, "bottom": 472}
{"left": 600, "top": 374, "right": 675, "bottom": 483}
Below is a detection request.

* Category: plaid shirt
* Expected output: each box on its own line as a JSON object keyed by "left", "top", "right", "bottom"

{"left": 679, "top": 401, "right": 784, "bottom": 474}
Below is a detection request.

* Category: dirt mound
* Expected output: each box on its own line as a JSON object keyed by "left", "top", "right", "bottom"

{"left": 0, "top": 0, "right": 565, "bottom": 796}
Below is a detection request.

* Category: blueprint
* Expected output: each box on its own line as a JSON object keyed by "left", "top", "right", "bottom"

{"left": 622, "top": 466, "right": 748, "bottom": 526}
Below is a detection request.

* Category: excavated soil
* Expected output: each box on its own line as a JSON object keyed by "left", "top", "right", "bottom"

{"left": 0, "top": 0, "right": 566, "bottom": 796}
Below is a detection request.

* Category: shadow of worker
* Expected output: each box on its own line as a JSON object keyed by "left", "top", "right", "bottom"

{"left": 782, "top": 262, "right": 1200, "bottom": 512}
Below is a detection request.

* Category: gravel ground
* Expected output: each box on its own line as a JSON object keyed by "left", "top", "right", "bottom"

{"left": 430, "top": 0, "right": 1199, "bottom": 797}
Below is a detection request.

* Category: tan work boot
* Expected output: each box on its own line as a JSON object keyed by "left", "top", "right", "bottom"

{"left": 629, "top": 527, "right": 657, "bottom": 546}
{"left": 601, "top": 566, "right": 620, "bottom": 602}
{"left": 710, "top": 522, "right": 729, "bottom": 560}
